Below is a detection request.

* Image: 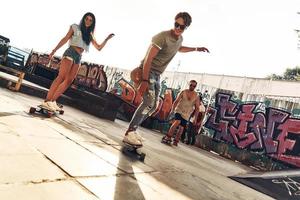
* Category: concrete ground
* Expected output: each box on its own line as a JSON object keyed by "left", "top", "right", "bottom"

{"left": 0, "top": 87, "right": 274, "bottom": 200}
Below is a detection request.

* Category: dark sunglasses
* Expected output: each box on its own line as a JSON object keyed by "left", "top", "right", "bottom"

{"left": 189, "top": 84, "right": 196, "bottom": 88}
{"left": 174, "top": 22, "right": 187, "bottom": 30}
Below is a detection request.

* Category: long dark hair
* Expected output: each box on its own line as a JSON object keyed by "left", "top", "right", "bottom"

{"left": 79, "top": 12, "right": 96, "bottom": 45}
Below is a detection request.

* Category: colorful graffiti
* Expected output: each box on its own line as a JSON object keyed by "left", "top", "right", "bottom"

{"left": 74, "top": 62, "right": 107, "bottom": 91}
{"left": 111, "top": 78, "right": 174, "bottom": 122}
{"left": 205, "top": 92, "right": 300, "bottom": 167}
{"left": 26, "top": 51, "right": 108, "bottom": 92}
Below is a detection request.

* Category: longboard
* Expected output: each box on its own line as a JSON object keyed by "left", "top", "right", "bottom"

{"left": 29, "top": 105, "right": 64, "bottom": 118}
{"left": 122, "top": 141, "right": 145, "bottom": 162}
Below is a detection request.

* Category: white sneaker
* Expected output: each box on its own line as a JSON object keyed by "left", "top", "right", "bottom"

{"left": 51, "top": 101, "right": 62, "bottom": 111}
{"left": 40, "top": 101, "right": 56, "bottom": 112}
{"left": 123, "top": 131, "right": 143, "bottom": 146}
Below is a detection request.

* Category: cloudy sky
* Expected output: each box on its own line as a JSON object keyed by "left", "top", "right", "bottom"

{"left": 1, "top": 0, "right": 300, "bottom": 78}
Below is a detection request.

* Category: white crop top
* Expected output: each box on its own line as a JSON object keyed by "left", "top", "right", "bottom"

{"left": 69, "top": 24, "right": 90, "bottom": 52}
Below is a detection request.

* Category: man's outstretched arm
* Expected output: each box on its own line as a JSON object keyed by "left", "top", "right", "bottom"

{"left": 178, "top": 46, "right": 209, "bottom": 53}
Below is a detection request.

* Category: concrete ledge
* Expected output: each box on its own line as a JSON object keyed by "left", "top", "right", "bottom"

{"left": 0, "top": 72, "right": 122, "bottom": 121}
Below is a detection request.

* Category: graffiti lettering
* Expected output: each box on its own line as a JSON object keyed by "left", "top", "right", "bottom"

{"left": 204, "top": 92, "right": 300, "bottom": 167}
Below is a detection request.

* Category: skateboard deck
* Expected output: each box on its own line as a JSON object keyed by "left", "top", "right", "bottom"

{"left": 122, "top": 141, "right": 145, "bottom": 162}
{"left": 29, "top": 105, "right": 64, "bottom": 118}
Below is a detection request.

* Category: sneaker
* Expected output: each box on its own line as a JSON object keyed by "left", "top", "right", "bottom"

{"left": 162, "top": 135, "right": 172, "bottom": 144}
{"left": 41, "top": 101, "right": 56, "bottom": 112}
{"left": 123, "top": 131, "right": 143, "bottom": 146}
{"left": 173, "top": 141, "right": 178, "bottom": 146}
{"left": 51, "top": 101, "right": 62, "bottom": 111}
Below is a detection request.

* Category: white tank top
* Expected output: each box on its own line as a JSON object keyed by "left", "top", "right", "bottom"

{"left": 174, "top": 90, "right": 197, "bottom": 120}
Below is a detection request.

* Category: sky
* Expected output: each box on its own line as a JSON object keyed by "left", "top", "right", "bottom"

{"left": 1, "top": 0, "right": 300, "bottom": 78}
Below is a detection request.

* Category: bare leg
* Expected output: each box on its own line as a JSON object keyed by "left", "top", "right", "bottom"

{"left": 166, "top": 120, "right": 181, "bottom": 138}
{"left": 52, "top": 63, "right": 80, "bottom": 101}
{"left": 46, "top": 58, "right": 73, "bottom": 101}
{"left": 175, "top": 125, "right": 184, "bottom": 142}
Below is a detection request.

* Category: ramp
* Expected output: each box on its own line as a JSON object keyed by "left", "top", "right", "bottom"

{"left": 231, "top": 170, "right": 300, "bottom": 200}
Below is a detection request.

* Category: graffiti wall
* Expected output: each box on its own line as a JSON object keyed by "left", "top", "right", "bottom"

{"left": 205, "top": 92, "right": 300, "bottom": 168}
{"left": 26, "top": 51, "right": 108, "bottom": 92}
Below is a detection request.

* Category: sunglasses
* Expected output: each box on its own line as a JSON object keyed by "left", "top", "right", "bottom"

{"left": 174, "top": 22, "right": 187, "bottom": 30}
{"left": 189, "top": 84, "right": 196, "bottom": 88}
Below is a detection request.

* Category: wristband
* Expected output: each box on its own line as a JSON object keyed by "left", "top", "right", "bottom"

{"left": 142, "top": 79, "right": 149, "bottom": 83}
{"left": 195, "top": 47, "right": 198, "bottom": 51}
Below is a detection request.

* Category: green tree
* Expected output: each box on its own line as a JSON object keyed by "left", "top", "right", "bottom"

{"left": 283, "top": 67, "right": 300, "bottom": 80}
{"left": 267, "top": 66, "right": 300, "bottom": 81}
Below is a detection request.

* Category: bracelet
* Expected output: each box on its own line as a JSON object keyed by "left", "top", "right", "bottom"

{"left": 142, "top": 79, "right": 149, "bottom": 83}
{"left": 195, "top": 47, "right": 198, "bottom": 51}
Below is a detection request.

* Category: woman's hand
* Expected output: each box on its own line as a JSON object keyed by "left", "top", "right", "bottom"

{"left": 105, "top": 33, "right": 115, "bottom": 41}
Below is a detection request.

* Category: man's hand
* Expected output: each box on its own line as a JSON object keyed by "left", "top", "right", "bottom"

{"left": 138, "top": 81, "right": 149, "bottom": 96}
{"left": 196, "top": 47, "right": 210, "bottom": 53}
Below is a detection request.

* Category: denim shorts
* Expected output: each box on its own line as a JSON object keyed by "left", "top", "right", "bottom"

{"left": 174, "top": 113, "right": 188, "bottom": 126}
{"left": 62, "top": 46, "right": 82, "bottom": 64}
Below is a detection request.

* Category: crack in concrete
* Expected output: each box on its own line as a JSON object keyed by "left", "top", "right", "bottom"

{"left": 0, "top": 170, "right": 180, "bottom": 187}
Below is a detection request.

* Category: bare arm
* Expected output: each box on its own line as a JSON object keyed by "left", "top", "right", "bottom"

{"left": 137, "top": 44, "right": 160, "bottom": 95}
{"left": 142, "top": 44, "right": 160, "bottom": 80}
{"left": 49, "top": 27, "right": 74, "bottom": 59}
{"left": 91, "top": 33, "right": 114, "bottom": 51}
{"left": 178, "top": 46, "right": 209, "bottom": 53}
{"left": 192, "top": 96, "right": 200, "bottom": 125}
{"left": 171, "top": 91, "right": 184, "bottom": 112}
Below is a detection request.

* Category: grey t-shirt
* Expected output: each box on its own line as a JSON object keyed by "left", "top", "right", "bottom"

{"left": 141, "top": 30, "right": 183, "bottom": 74}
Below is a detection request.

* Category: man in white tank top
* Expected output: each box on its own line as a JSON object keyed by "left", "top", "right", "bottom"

{"left": 162, "top": 80, "right": 200, "bottom": 146}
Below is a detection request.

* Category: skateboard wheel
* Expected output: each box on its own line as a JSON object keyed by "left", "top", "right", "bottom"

{"left": 46, "top": 112, "right": 52, "bottom": 118}
{"left": 59, "top": 110, "right": 64, "bottom": 115}
{"left": 29, "top": 107, "right": 36, "bottom": 114}
{"left": 140, "top": 153, "right": 145, "bottom": 162}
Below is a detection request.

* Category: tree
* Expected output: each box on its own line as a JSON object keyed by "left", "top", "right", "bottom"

{"left": 283, "top": 67, "right": 300, "bottom": 80}
{"left": 267, "top": 66, "right": 300, "bottom": 81}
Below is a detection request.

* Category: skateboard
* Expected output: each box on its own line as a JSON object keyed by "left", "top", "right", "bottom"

{"left": 161, "top": 136, "right": 172, "bottom": 145}
{"left": 122, "top": 142, "right": 146, "bottom": 162}
{"left": 29, "top": 105, "right": 64, "bottom": 118}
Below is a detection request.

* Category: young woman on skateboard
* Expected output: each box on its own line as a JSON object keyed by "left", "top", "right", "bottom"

{"left": 41, "top": 12, "right": 114, "bottom": 111}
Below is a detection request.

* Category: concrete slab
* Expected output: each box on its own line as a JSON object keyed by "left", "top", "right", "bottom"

{"left": 79, "top": 141, "right": 155, "bottom": 173}
{"left": 56, "top": 114, "right": 122, "bottom": 145}
{"left": 0, "top": 154, "right": 65, "bottom": 184}
{"left": 78, "top": 176, "right": 164, "bottom": 200}
{"left": 21, "top": 136, "right": 122, "bottom": 177}
{"left": 133, "top": 171, "right": 274, "bottom": 200}
{"left": 0, "top": 129, "right": 36, "bottom": 155}
{"left": 42, "top": 120, "right": 106, "bottom": 144}
{"left": 0, "top": 115, "right": 66, "bottom": 140}
{"left": 0, "top": 180, "right": 99, "bottom": 200}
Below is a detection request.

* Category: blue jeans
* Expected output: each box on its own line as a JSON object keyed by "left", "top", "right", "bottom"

{"left": 128, "top": 70, "right": 161, "bottom": 130}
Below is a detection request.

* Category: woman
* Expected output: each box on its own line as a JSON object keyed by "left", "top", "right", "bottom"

{"left": 42, "top": 12, "right": 114, "bottom": 111}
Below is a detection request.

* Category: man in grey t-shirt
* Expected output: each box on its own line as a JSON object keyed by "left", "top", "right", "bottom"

{"left": 123, "top": 12, "right": 210, "bottom": 146}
